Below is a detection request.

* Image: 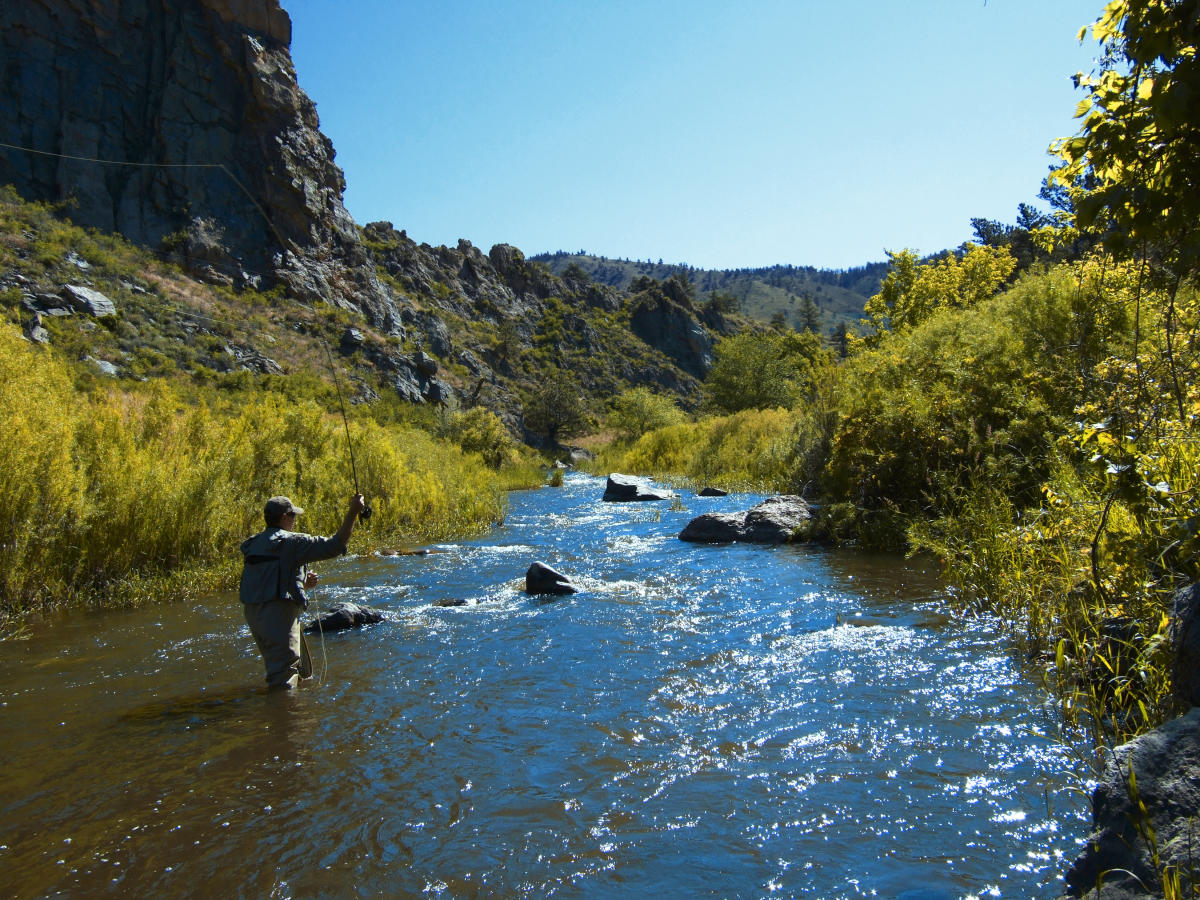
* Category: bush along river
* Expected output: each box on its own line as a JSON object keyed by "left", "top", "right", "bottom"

{"left": 0, "top": 473, "right": 1090, "bottom": 899}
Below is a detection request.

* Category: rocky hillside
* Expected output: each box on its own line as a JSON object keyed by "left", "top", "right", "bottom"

{"left": 533, "top": 252, "right": 889, "bottom": 334}
{"left": 0, "top": 0, "right": 743, "bottom": 440}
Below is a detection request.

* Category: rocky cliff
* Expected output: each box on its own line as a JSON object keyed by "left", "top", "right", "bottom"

{"left": 0, "top": 0, "right": 730, "bottom": 427}
{"left": 0, "top": 0, "right": 398, "bottom": 321}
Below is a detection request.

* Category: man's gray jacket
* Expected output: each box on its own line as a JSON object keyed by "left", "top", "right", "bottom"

{"left": 239, "top": 527, "right": 347, "bottom": 607}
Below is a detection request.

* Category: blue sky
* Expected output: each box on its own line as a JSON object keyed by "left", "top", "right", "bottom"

{"left": 285, "top": 1, "right": 1103, "bottom": 270}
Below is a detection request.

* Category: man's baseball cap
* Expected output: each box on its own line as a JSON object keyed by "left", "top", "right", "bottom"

{"left": 265, "top": 496, "right": 304, "bottom": 524}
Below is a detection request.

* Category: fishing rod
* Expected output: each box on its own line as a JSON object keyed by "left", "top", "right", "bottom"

{"left": 321, "top": 334, "right": 373, "bottom": 520}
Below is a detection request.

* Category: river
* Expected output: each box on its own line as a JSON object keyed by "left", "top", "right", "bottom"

{"left": 0, "top": 473, "right": 1089, "bottom": 899}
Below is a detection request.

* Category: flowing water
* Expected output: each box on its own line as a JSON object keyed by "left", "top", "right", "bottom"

{"left": 1, "top": 473, "right": 1089, "bottom": 899}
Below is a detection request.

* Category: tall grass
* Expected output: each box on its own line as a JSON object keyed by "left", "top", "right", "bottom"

{"left": 596, "top": 407, "right": 799, "bottom": 493}
{"left": 0, "top": 324, "right": 508, "bottom": 629}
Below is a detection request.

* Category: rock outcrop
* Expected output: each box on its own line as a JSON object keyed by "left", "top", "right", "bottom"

{"left": 1063, "top": 582, "right": 1200, "bottom": 899}
{"left": 0, "top": 0, "right": 717, "bottom": 420}
{"left": 1064, "top": 707, "right": 1200, "bottom": 899}
{"left": 602, "top": 473, "right": 674, "bottom": 502}
{"left": 0, "top": 0, "right": 397, "bottom": 324}
{"left": 679, "top": 496, "right": 810, "bottom": 544}
{"left": 1171, "top": 582, "right": 1200, "bottom": 708}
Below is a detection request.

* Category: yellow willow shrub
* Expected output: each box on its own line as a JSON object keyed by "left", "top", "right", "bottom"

{"left": 347, "top": 421, "right": 506, "bottom": 541}
{"left": 0, "top": 324, "right": 508, "bottom": 621}
{"left": 611, "top": 408, "right": 796, "bottom": 492}
{"left": 686, "top": 408, "right": 795, "bottom": 489}
{"left": 617, "top": 422, "right": 699, "bottom": 476}
{"left": 0, "top": 326, "right": 88, "bottom": 606}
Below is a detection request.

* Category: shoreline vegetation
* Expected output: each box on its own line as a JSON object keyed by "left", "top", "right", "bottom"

{"left": 0, "top": 317, "right": 546, "bottom": 634}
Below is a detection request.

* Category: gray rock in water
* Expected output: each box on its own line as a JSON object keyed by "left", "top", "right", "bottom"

{"left": 677, "top": 511, "right": 746, "bottom": 543}
{"left": 602, "top": 473, "right": 674, "bottom": 502}
{"left": 304, "top": 601, "right": 385, "bottom": 634}
{"left": 742, "top": 496, "right": 811, "bottom": 542}
{"left": 698, "top": 486, "right": 728, "bottom": 497}
{"left": 62, "top": 284, "right": 116, "bottom": 317}
{"left": 1065, "top": 707, "right": 1200, "bottom": 899}
{"left": 568, "top": 448, "right": 595, "bottom": 466}
{"left": 1171, "top": 583, "right": 1200, "bottom": 707}
{"left": 525, "top": 561, "right": 577, "bottom": 596}
{"left": 680, "top": 496, "right": 810, "bottom": 544}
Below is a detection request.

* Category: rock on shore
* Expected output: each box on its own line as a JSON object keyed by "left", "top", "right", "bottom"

{"left": 1063, "top": 582, "right": 1200, "bottom": 899}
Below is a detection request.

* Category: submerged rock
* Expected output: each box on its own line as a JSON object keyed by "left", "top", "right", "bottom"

{"left": 525, "top": 561, "right": 577, "bottom": 596}
{"left": 679, "top": 496, "right": 810, "bottom": 544}
{"left": 602, "top": 473, "right": 674, "bottom": 502}
{"left": 303, "top": 601, "right": 385, "bottom": 634}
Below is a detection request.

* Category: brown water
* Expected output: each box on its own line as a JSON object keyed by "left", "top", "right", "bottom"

{"left": 1, "top": 474, "right": 1088, "bottom": 899}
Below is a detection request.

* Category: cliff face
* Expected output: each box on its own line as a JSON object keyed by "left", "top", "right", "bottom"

{"left": 0, "top": 0, "right": 375, "bottom": 303}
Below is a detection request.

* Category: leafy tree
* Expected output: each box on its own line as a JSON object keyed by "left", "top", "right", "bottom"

{"left": 521, "top": 371, "right": 589, "bottom": 445}
{"left": 440, "top": 407, "right": 516, "bottom": 468}
{"left": 798, "top": 294, "right": 821, "bottom": 333}
{"left": 1051, "top": 0, "right": 1200, "bottom": 281}
{"left": 860, "top": 244, "right": 1016, "bottom": 343}
{"left": 561, "top": 262, "right": 591, "bottom": 289}
{"left": 704, "top": 329, "right": 828, "bottom": 413}
{"left": 703, "top": 290, "right": 740, "bottom": 315}
{"left": 608, "top": 387, "right": 684, "bottom": 442}
{"left": 829, "top": 321, "right": 851, "bottom": 359}
{"left": 492, "top": 317, "right": 521, "bottom": 363}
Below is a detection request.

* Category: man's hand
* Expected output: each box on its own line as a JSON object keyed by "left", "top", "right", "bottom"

{"left": 303, "top": 571, "right": 319, "bottom": 590}
{"left": 349, "top": 493, "right": 367, "bottom": 517}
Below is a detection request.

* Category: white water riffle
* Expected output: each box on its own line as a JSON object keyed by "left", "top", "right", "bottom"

{"left": 0, "top": 472, "right": 1089, "bottom": 899}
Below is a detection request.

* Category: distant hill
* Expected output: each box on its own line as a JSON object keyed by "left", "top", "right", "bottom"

{"left": 531, "top": 252, "right": 889, "bottom": 333}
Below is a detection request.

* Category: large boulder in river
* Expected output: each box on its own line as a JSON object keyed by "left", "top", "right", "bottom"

{"left": 679, "top": 496, "right": 810, "bottom": 544}
{"left": 1064, "top": 707, "right": 1200, "bottom": 899}
{"left": 304, "top": 601, "right": 385, "bottom": 634}
{"left": 525, "top": 561, "right": 576, "bottom": 596}
{"left": 602, "top": 473, "right": 674, "bottom": 502}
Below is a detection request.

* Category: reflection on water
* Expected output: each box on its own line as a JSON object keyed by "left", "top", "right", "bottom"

{"left": 0, "top": 473, "right": 1087, "bottom": 898}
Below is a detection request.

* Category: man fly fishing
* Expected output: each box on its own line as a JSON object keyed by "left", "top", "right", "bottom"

{"left": 239, "top": 493, "right": 366, "bottom": 689}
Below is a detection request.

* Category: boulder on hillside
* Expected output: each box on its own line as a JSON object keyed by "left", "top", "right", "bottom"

{"left": 62, "top": 284, "right": 116, "bottom": 317}
{"left": 525, "top": 561, "right": 576, "bottom": 596}
{"left": 303, "top": 601, "right": 386, "bottom": 634}
{"left": 602, "top": 473, "right": 674, "bottom": 502}
{"left": 1064, "top": 707, "right": 1200, "bottom": 899}
{"left": 679, "top": 496, "right": 810, "bottom": 544}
